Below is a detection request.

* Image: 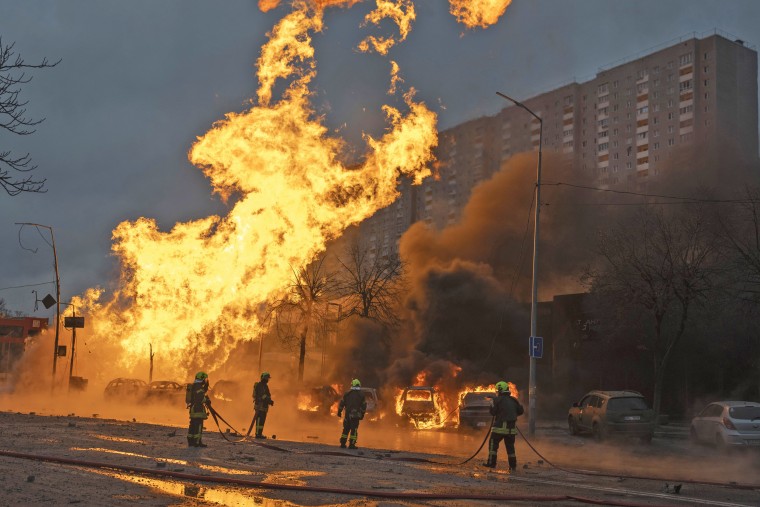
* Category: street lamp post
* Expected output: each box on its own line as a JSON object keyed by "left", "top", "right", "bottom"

{"left": 16, "top": 222, "right": 61, "bottom": 387}
{"left": 496, "top": 92, "right": 543, "bottom": 436}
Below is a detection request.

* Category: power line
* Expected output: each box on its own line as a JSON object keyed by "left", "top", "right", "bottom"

{"left": 544, "top": 181, "right": 759, "bottom": 204}
{"left": 0, "top": 281, "right": 56, "bottom": 292}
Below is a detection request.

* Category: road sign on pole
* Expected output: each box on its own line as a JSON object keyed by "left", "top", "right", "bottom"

{"left": 529, "top": 336, "right": 543, "bottom": 359}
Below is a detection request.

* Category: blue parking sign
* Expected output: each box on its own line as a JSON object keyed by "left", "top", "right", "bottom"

{"left": 529, "top": 336, "right": 543, "bottom": 358}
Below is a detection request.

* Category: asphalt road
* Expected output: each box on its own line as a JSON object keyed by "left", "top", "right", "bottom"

{"left": 1, "top": 393, "right": 759, "bottom": 506}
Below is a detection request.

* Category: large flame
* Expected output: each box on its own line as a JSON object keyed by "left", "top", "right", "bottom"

{"left": 70, "top": 0, "right": 512, "bottom": 380}
{"left": 449, "top": 0, "right": 513, "bottom": 29}
{"left": 86, "top": 1, "right": 436, "bottom": 377}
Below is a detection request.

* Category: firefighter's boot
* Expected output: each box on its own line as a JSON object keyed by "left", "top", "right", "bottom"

{"left": 339, "top": 437, "right": 347, "bottom": 449}
{"left": 482, "top": 456, "right": 496, "bottom": 468}
{"left": 508, "top": 455, "right": 517, "bottom": 471}
{"left": 348, "top": 443, "right": 358, "bottom": 449}
{"left": 187, "top": 436, "right": 195, "bottom": 447}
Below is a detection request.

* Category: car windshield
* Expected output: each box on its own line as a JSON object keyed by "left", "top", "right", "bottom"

{"left": 406, "top": 390, "right": 432, "bottom": 401}
{"left": 607, "top": 397, "right": 649, "bottom": 411}
{"left": 363, "top": 392, "right": 375, "bottom": 400}
{"left": 729, "top": 406, "right": 760, "bottom": 420}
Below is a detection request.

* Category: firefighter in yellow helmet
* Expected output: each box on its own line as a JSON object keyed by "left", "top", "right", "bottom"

{"left": 186, "top": 371, "right": 211, "bottom": 447}
{"left": 252, "top": 372, "right": 274, "bottom": 439}
{"left": 337, "top": 379, "right": 367, "bottom": 449}
{"left": 483, "top": 381, "right": 524, "bottom": 471}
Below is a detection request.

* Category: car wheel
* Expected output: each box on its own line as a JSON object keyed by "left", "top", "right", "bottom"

{"left": 715, "top": 433, "right": 730, "bottom": 453}
{"left": 568, "top": 417, "right": 579, "bottom": 436}
{"left": 592, "top": 423, "right": 605, "bottom": 442}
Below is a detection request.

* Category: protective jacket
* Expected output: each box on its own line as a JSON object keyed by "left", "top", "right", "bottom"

{"left": 186, "top": 380, "right": 210, "bottom": 420}
{"left": 338, "top": 388, "right": 367, "bottom": 420}
{"left": 489, "top": 393, "right": 524, "bottom": 434}
{"left": 253, "top": 381, "right": 273, "bottom": 412}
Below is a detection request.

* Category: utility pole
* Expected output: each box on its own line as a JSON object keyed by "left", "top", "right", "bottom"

{"left": 496, "top": 93, "right": 543, "bottom": 436}
{"left": 16, "top": 223, "right": 61, "bottom": 388}
{"left": 149, "top": 344, "right": 154, "bottom": 384}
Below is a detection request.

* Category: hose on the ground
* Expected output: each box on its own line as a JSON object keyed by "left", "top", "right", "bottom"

{"left": 205, "top": 406, "right": 760, "bottom": 490}
{"left": 0, "top": 448, "right": 680, "bottom": 507}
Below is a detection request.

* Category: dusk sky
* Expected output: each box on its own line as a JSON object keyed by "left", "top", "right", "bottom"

{"left": 2, "top": 0, "right": 759, "bottom": 318}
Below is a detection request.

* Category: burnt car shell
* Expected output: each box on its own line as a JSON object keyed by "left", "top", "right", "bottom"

{"left": 145, "top": 380, "right": 185, "bottom": 404}
{"left": 458, "top": 392, "right": 495, "bottom": 429}
{"left": 360, "top": 387, "right": 381, "bottom": 421}
{"left": 104, "top": 378, "right": 147, "bottom": 401}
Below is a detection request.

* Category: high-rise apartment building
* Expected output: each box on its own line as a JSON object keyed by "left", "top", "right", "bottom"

{"left": 359, "top": 32, "right": 758, "bottom": 260}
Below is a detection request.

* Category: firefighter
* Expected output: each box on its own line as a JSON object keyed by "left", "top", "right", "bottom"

{"left": 186, "top": 371, "right": 211, "bottom": 447}
{"left": 483, "top": 381, "right": 524, "bottom": 471}
{"left": 252, "top": 372, "right": 274, "bottom": 439}
{"left": 337, "top": 379, "right": 367, "bottom": 449}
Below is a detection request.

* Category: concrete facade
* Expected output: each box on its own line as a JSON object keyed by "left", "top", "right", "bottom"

{"left": 359, "top": 33, "right": 758, "bottom": 260}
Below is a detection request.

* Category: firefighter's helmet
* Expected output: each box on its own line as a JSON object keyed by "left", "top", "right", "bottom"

{"left": 261, "top": 372, "right": 271, "bottom": 380}
{"left": 351, "top": 379, "right": 361, "bottom": 388}
{"left": 195, "top": 371, "right": 208, "bottom": 381}
{"left": 495, "top": 381, "right": 509, "bottom": 393}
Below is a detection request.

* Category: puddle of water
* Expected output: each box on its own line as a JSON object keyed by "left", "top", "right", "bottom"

{"left": 262, "top": 470, "right": 324, "bottom": 486}
{"left": 70, "top": 446, "right": 259, "bottom": 475}
{"left": 95, "top": 470, "right": 298, "bottom": 506}
{"left": 93, "top": 434, "right": 145, "bottom": 444}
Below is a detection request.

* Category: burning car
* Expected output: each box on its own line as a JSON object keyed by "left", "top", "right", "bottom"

{"left": 399, "top": 386, "right": 441, "bottom": 428}
{"left": 298, "top": 385, "right": 341, "bottom": 416}
{"left": 458, "top": 391, "right": 495, "bottom": 430}
{"left": 209, "top": 380, "right": 245, "bottom": 406}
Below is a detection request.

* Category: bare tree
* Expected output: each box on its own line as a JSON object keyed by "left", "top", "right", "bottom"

{"left": 582, "top": 207, "right": 724, "bottom": 417}
{"left": 1, "top": 38, "right": 60, "bottom": 196}
{"left": 335, "top": 241, "right": 405, "bottom": 328}
{"left": 271, "top": 257, "right": 336, "bottom": 381}
{"left": 716, "top": 186, "right": 760, "bottom": 303}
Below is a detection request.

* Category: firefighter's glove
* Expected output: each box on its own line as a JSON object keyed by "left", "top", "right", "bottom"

{"left": 337, "top": 411, "right": 342, "bottom": 418}
{"left": 205, "top": 398, "right": 211, "bottom": 406}
{"left": 269, "top": 399, "right": 274, "bottom": 406}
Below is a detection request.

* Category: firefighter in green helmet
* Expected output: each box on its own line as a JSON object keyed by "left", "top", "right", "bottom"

{"left": 483, "top": 381, "right": 524, "bottom": 471}
{"left": 252, "top": 372, "right": 274, "bottom": 439}
{"left": 337, "top": 379, "right": 367, "bottom": 449}
{"left": 186, "top": 371, "right": 211, "bottom": 447}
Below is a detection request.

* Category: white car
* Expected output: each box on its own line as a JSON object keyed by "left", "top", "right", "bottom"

{"left": 690, "top": 401, "right": 760, "bottom": 448}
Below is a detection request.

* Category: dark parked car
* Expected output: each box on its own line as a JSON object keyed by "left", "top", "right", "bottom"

{"left": 104, "top": 378, "right": 147, "bottom": 401}
{"left": 145, "top": 380, "right": 185, "bottom": 404}
{"left": 458, "top": 391, "right": 495, "bottom": 429}
{"left": 568, "top": 390, "right": 655, "bottom": 443}
{"left": 690, "top": 401, "right": 760, "bottom": 448}
{"left": 400, "top": 386, "right": 440, "bottom": 427}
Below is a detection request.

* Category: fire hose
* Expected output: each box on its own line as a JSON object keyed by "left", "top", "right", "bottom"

{"left": 0, "top": 448, "right": 683, "bottom": 507}
{"left": 206, "top": 405, "right": 760, "bottom": 491}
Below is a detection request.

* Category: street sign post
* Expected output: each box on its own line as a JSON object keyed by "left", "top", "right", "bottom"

{"left": 529, "top": 336, "right": 543, "bottom": 359}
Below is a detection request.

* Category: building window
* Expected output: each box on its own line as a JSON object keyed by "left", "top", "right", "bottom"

{"left": 668, "top": 99, "right": 674, "bottom": 108}
{"left": 637, "top": 106, "right": 649, "bottom": 115}
{"left": 654, "top": 104, "right": 660, "bottom": 112}
{"left": 653, "top": 142, "right": 660, "bottom": 150}
{"left": 668, "top": 125, "right": 674, "bottom": 133}
{"left": 667, "top": 61, "right": 674, "bottom": 69}
{"left": 679, "top": 53, "right": 693, "bottom": 66}
{"left": 668, "top": 138, "right": 675, "bottom": 146}
{"left": 704, "top": 79, "right": 709, "bottom": 87}
{"left": 679, "top": 80, "right": 692, "bottom": 92}
{"left": 598, "top": 83, "right": 609, "bottom": 95}
{"left": 680, "top": 105, "right": 693, "bottom": 115}
{"left": 680, "top": 133, "right": 693, "bottom": 142}
{"left": 598, "top": 142, "right": 609, "bottom": 152}
{"left": 668, "top": 112, "right": 674, "bottom": 120}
